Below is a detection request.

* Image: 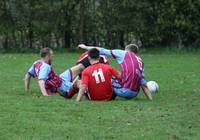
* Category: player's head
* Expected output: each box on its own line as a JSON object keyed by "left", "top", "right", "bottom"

{"left": 40, "top": 47, "right": 54, "bottom": 65}
{"left": 88, "top": 48, "right": 100, "bottom": 63}
{"left": 125, "top": 44, "right": 139, "bottom": 54}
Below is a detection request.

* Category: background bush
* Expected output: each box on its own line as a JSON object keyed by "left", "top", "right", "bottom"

{"left": 0, "top": 0, "right": 199, "bottom": 50}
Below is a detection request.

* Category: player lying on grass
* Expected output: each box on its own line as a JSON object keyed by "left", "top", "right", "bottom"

{"left": 24, "top": 47, "right": 85, "bottom": 97}
{"left": 76, "top": 48, "right": 121, "bottom": 101}
{"left": 78, "top": 44, "right": 152, "bottom": 100}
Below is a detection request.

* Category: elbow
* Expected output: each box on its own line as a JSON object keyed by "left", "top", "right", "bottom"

{"left": 38, "top": 80, "right": 45, "bottom": 85}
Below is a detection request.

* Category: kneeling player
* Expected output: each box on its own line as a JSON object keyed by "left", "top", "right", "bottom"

{"left": 76, "top": 48, "right": 121, "bottom": 101}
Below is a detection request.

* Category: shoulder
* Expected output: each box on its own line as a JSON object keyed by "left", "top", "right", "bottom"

{"left": 32, "top": 60, "right": 42, "bottom": 69}
{"left": 42, "top": 62, "right": 51, "bottom": 68}
{"left": 82, "top": 66, "right": 91, "bottom": 74}
{"left": 100, "top": 63, "right": 110, "bottom": 68}
{"left": 78, "top": 52, "right": 88, "bottom": 62}
{"left": 35, "top": 60, "right": 51, "bottom": 70}
{"left": 111, "top": 49, "right": 126, "bottom": 56}
{"left": 98, "top": 64, "right": 113, "bottom": 71}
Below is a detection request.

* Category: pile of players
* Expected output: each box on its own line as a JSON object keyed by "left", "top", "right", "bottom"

{"left": 24, "top": 44, "right": 152, "bottom": 101}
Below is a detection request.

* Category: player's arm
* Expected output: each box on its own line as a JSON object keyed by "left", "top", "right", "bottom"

{"left": 140, "top": 64, "right": 152, "bottom": 100}
{"left": 37, "top": 64, "right": 51, "bottom": 96}
{"left": 110, "top": 66, "right": 121, "bottom": 79}
{"left": 24, "top": 73, "right": 32, "bottom": 92}
{"left": 141, "top": 85, "right": 152, "bottom": 101}
{"left": 38, "top": 80, "right": 50, "bottom": 96}
{"left": 78, "top": 44, "right": 125, "bottom": 64}
{"left": 76, "top": 70, "right": 89, "bottom": 101}
{"left": 24, "top": 64, "right": 35, "bottom": 92}
{"left": 76, "top": 84, "right": 87, "bottom": 102}
{"left": 78, "top": 44, "right": 100, "bottom": 50}
{"left": 78, "top": 44, "right": 113, "bottom": 57}
{"left": 140, "top": 69, "right": 152, "bottom": 100}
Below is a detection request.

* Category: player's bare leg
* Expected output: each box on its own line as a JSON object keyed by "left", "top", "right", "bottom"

{"left": 70, "top": 63, "right": 85, "bottom": 80}
{"left": 61, "top": 64, "right": 85, "bottom": 99}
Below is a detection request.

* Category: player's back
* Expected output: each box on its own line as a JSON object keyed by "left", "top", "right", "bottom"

{"left": 120, "top": 51, "right": 144, "bottom": 91}
{"left": 82, "top": 63, "right": 116, "bottom": 100}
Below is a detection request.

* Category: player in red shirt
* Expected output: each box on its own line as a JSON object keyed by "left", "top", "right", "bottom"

{"left": 76, "top": 48, "right": 121, "bottom": 101}
{"left": 65, "top": 51, "right": 110, "bottom": 98}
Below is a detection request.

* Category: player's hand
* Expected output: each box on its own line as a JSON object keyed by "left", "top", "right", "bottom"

{"left": 43, "top": 94, "right": 50, "bottom": 97}
{"left": 78, "top": 44, "right": 87, "bottom": 50}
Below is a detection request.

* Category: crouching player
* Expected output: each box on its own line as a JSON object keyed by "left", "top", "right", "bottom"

{"left": 78, "top": 44, "right": 152, "bottom": 101}
{"left": 76, "top": 48, "right": 121, "bottom": 101}
{"left": 24, "top": 47, "right": 84, "bottom": 97}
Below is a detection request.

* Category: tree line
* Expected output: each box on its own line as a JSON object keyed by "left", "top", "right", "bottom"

{"left": 0, "top": 0, "right": 199, "bottom": 49}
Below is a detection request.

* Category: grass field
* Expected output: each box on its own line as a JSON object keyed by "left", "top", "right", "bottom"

{"left": 0, "top": 50, "right": 200, "bottom": 140}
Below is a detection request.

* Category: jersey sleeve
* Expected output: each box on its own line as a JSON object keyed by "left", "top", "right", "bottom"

{"left": 110, "top": 66, "right": 120, "bottom": 79}
{"left": 99, "top": 48, "right": 126, "bottom": 64}
{"left": 81, "top": 70, "right": 89, "bottom": 86}
{"left": 38, "top": 64, "right": 51, "bottom": 80}
{"left": 140, "top": 63, "right": 147, "bottom": 85}
{"left": 28, "top": 64, "right": 35, "bottom": 77}
{"left": 141, "top": 67, "right": 145, "bottom": 78}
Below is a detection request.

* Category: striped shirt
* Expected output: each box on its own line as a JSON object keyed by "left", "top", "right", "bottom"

{"left": 28, "top": 60, "right": 62, "bottom": 94}
{"left": 99, "top": 48, "right": 145, "bottom": 91}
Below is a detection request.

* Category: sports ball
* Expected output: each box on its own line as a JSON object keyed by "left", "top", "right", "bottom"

{"left": 147, "top": 81, "right": 159, "bottom": 93}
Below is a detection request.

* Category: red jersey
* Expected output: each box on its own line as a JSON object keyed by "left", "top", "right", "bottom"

{"left": 81, "top": 63, "right": 120, "bottom": 101}
{"left": 78, "top": 52, "right": 88, "bottom": 61}
{"left": 78, "top": 52, "right": 109, "bottom": 65}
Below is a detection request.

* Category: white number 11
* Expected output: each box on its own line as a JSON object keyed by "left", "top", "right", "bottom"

{"left": 92, "top": 68, "right": 105, "bottom": 84}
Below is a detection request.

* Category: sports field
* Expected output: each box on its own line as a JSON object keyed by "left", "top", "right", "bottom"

{"left": 0, "top": 50, "right": 199, "bottom": 140}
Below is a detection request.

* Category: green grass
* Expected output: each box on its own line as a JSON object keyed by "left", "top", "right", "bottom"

{"left": 0, "top": 50, "right": 200, "bottom": 140}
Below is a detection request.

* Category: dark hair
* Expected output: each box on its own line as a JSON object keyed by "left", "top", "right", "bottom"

{"left": 40, "top": 47, "right": 52, "bottom": 58}
{"left": 125, "top": 44, "right": 139, "bottom": 54}
{"left": 88, "top": 48, "right": 100, "bottom": 59}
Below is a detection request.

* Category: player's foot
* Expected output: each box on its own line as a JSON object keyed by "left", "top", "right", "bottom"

{"left": 65, "top": 86, "right": 79, "bottom": 99}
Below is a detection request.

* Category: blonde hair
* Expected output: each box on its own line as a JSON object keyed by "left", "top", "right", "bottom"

{"left": 125, "top": 44, "right": 139, "bottom": 54}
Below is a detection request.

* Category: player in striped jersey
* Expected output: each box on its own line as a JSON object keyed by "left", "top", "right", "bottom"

{"left": 24, "top": 48, "right": 85, "bottom": 97}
